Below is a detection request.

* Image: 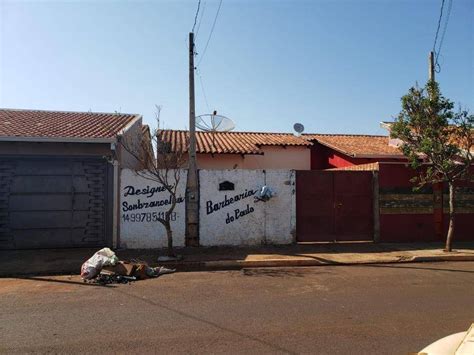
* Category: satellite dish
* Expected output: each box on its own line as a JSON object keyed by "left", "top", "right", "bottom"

{"left": 196, "top": 111, "right": 235, "bottom": 132}
{"left": 293, "top": 123, "right": 305, "bottom": 136}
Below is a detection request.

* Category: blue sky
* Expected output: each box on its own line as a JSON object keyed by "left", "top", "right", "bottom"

{"left": 0, "top": 0, "right": 472, "bottom": 135}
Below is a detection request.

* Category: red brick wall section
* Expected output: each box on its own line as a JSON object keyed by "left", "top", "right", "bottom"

{"left": 442, "top": 167, "right": 474, "bottom": 241}
{"left": 378, "top": 163, "right": 436, "bottom": 242}
{"left": 378, "top": 163, "right": 474, "bottom": 242}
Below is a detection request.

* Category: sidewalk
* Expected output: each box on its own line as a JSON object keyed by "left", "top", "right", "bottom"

{"left": 1, "top": 242, "right": 474, "bottom": 277}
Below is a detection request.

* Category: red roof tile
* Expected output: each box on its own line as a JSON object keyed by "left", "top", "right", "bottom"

{"left": 159, "top": 130, "right": 312, "bottom": 155}
{"left": 303, "top": 134, "right": 404, "bottom": 157}
{"left": 0, "top": 109, "right": 140, "bottom": 141}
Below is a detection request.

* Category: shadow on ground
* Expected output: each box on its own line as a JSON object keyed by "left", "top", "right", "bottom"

{"left": 1, "top": 242, "right": 473, "bottom": 277}
{"left": 16, "top": 276, "right": 116, "bottom": 287}
{"left": 241, "top": 268, "right": 309, "bottom": 278}
{"left": 358, "top": 263, "right": 474, "bottom": 274}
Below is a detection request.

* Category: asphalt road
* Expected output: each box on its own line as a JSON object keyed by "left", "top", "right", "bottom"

{"left": 1, "top": 262, "right": 473, "bottom": 354}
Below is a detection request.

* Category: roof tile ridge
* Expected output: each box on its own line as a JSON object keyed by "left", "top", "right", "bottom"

{"left": 304, "top": 133, "right": 389, "bottom": 138}
{"left": 0, "top": 107, "right": 139, "bottom": 117}
{"left": 215, "top": 130, "right": 297, "bottom": 135}
{"left": 159, "top": 129, "right": 300, "bottom": 135}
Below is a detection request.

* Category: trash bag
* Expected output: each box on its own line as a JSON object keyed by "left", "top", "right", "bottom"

{"left": 80, "top": 248, "right": 119, "bottom": 280}
{"left": 254, "top": 185, "right": 277, "bottom": 202}
{"left": 125, "top": 263, "right": 176, "bottom": 280}
{"left": 145, "top": 266, "right": 176, "bottom": 278}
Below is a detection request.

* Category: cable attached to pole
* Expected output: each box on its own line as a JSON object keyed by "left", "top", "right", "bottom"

{"left": 197, "top": 0, "right": 223, "bottom": 67}
{"left": 191, "top": 0, "right": 201, "bottom": 33}
{"left": 432, "top": 0, "right": 453, "bottom": 74}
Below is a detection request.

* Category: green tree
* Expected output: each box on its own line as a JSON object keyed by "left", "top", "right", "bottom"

{"left": 391, "top": 80, "right": 473, "bottom": 252}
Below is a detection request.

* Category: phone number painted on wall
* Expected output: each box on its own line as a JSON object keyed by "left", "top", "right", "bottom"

{"left": 122, "top": 212, "right": 177, "bottom": 223}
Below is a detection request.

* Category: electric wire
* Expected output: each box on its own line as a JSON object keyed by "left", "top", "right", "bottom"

{"left": 197, "top": 68, "right": 211, "bottom": 113}
{"left": 197, "top": 0, "right": 223, "bottom": 67}
{"left": 194, "top": 0, "right": 206, "bottom": 41}
{"left": 435, "top": 0, "right": 453, "bottom": 72}
{"left": 432, "top": 0, "right": 445, "bottom": 53}
{"left": 432, "top": 0, "right": 453, "bottom": 73}
{"left": 191, "top": 0, "right": 201, "bottom": 33}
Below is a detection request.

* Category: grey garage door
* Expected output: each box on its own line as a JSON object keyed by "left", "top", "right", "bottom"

{"left": 0, "top": 157, "right": 112, "bottom": 249}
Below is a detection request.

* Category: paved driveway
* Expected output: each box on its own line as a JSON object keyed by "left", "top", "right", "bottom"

{"left": 1, "top": 262, "right": 473, "bottom": 354}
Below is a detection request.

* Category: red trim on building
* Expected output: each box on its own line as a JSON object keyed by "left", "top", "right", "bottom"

{"left": 310, "top": 142, "right": 404, "bottom": 170}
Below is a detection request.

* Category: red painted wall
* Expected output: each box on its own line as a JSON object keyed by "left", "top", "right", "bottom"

{"left": 309, "top": 142, "right": 473, "bottom": 243}
{"left": 378, "top": 163, "right": 474, "bottom": 243}
{"left": 310, "top": 142, "right": 404, "bottom": 170}
{"left": 378, "top": 163, "right": 437, "bottom": 242}
{"left": 442, "top": 174, "right": 474, "bottom": 241}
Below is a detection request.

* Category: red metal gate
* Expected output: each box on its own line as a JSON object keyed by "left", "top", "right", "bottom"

{"left": 296, "top": 171, "right": 374, "bottom": 242}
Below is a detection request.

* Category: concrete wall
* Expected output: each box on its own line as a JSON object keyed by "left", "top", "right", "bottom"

{"left": 200, "top": 170, "right": 296, "bottom": 246}
{"left": 117, "top": 117, "right": 145, "bottom": 170}
{"left": 119, "top": 168, "right": 296, "bottom": 248}
{"left": 195, "top": 146, "right": 311, "bottom": 170}
{"left": 195, "top": 153, "right": 245, "bottom": 169}
{"left": 119, "top": 169, "right": 187, "bottom": 248}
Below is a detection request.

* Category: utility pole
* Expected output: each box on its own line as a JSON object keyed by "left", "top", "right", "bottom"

{"left": 186, "top": 32, "right": 200, "bottom": 247}
{"left": 429, "top": 51, "right": 435, "bottom": 82}
{"left": 429, "top": 51, "right": 443, "bottom": 240}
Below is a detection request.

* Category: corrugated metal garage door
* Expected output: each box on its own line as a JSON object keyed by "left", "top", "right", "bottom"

{"left": 0, "top": 157, "right": 112, "bottom": 249}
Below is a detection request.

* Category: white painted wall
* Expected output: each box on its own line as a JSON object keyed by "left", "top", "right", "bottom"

{"left": 119, "top": 169, "right": 296, "bottom": 248}
{"left": 200, "top": 170, "right": 295, "bottom": 246}
{"left": 119, "top": 169, "right": 187, "bottom": 248}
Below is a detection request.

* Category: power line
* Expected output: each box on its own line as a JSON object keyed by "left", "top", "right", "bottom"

{"left": 196, "top": 68, "right": 211, "bottom": 113}
{"left": 432, "top": 0, "right": 445, "bottom": 53}
{"left": 191, "top": 0, "right": 201, "bottom": 33}
{"left": 435, "top": 0, "right": 453, "bottom": 72}
{"left": 197, "top": 0, "right": 223, "bottom": 67}
{"left": 195, "top": 0, "right": 206, "bottom": 40}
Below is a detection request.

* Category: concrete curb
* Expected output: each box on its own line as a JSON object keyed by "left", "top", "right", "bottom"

{"left": 2, "top": 254, "right": 474, "bottom": 277}
{"left": 411, "top": 255, "right": 474, "bottom": 262}
{"left": 160, "top": 254, "right": 474, "bottom": 272}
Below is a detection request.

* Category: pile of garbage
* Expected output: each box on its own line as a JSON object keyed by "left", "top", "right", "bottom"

{"left": 80, "top": 248, "right": 175, "bottom": 285}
